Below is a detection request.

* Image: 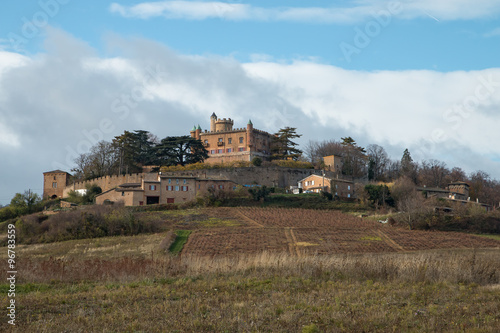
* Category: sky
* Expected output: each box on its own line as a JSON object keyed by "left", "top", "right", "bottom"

{"left": 0, "top": 0, "right": 499, "bottom": 205}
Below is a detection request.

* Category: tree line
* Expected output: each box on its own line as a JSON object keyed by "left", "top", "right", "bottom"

{"left": 304, "top": 138, "right": 500, "bottom": 207}
{"left": 72, "top": 127, "right": 304, "bottom": 181}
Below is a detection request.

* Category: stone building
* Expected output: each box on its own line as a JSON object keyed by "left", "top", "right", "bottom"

{"left": 43, "top": 170, "right": 71, "bottom": 199}
{"left": 190, "top": 113, "right": 274, "bottom": 164}
{"left": 297, "top": 174, "right": 355, "bottom": 198}
{"left": 95, "top": 174, "right": 237, "bottom": 206}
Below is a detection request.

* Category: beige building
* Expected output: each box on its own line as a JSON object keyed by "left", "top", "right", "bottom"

{"left": 96, "top": 174, "right": 237, "bottom": 206}
{"left": 298, "top": 174, "right": 355, "bottom": 198}
{"left": 190, "top": 113, "right": 274, "bottom": 164}
{"left": 323, "top": 155, "right": 343, "bottom": 173}
{"left": 43, "top": 170, "right": 71, "bottom": 199}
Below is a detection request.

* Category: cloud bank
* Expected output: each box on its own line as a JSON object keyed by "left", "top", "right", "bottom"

{"left": 109, "top": 0, "right": 500, "bottom": 23}
{"left": 0, "top": 27, "right": 499, "bottom": 203}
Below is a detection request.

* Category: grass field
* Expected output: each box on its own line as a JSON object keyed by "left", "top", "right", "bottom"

{"left": 1, "top": 207, "right": 500, "bottom": 332}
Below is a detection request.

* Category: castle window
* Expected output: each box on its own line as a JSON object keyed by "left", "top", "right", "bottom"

{"left": 149, "top": 185, "right": 156, "bottom": 191}
{"left": 53, "top": 176, "right": 56, "bottom": 180}
{"left": 218, "top": 138, "right": 223, "bottom": 142}
{"left": 219, "top": 185, "right": 224, "bottom": 190}
{"left": 228, "top": 138, "right": 232, "bottom": 144}
{"left": 211, "top": 150, "right": 215, "bottom": 154}
{"left": 204, "top": 140, "right": 208, "bottom": 144}
{"left": 122, "top": 192, "right": 125, "bottom": 196}
{"left": 52, "top": 182, "right": 57, "bottom": 188}
{"left": 218, "top": 149, "right": 223, "bottom": 154}
{"left": 227, "top": 148, "right": 232, "bottom": 153}
{"left": 238, "top": 147, "right": 245, "bottom": 152}
{"left": 183, "top": 179, "right": 186, "bottom": 184}
{"left": 176, "top": 179, "right": 179, "bottom": 184}
{"left": 239, "top": 137, "right": 243, "bottom": 143}
{"left": 168, "top": 179, "right": 171, "bottom": 184}
{"left": 175, "top": 186, "right": 180, "bottom": 191}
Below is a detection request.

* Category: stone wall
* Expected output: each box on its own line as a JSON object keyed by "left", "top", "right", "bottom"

{"left": 63, "top": 173, "right": 157, "bottom": 198}
{"left": 161, "top": 167, "right": 322, "bottom": 188}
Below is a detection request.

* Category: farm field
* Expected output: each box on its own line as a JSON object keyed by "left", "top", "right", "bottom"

{"left": 180, "top": 207, "right": 500, "bottom": 256}
{"left": 2, "top": 207, "right": 500, "bottom": 332}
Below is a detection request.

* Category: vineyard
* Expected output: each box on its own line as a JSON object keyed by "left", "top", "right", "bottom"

{"left": 180, "top": 207, "right": 500, "bottom": 256}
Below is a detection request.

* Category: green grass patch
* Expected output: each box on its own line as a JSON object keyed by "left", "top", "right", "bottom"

{"left": 360, "top": 236, "right": 382, "bottom": 241}
{"left": 197, "top": 217, "right": 240, "bottom": 227}
{"left": 476, "top": 234, "right": 500, "bottom": 241}
{"left": 169, "top": 230, "right": 192, "bottom": 255}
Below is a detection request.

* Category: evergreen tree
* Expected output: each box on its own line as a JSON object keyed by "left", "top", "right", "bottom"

{"left": 155, "top": 136, "right": 208, "bottom": 166}
{"left": 271, "top": 127, "right": 302, "bottom": 161}
{"left": 340, "top": 137, "right": 367, "bottom": 178}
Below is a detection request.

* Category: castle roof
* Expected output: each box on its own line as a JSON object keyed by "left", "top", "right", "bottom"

{"left": 43, "top": 170, "right": 70, "bottom": 175}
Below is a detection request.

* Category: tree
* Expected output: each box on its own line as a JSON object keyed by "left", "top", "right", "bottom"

{"left": 113, "top": 130, "right": 156, "bottom": 174}
{"left": 364, "top": 184, "right": 394, "bottom": 208}
{"left": 271, "top": 127, "right": 302, "bottom": 161}
{"left": 367, "top": 144, "right": 389, "bottom": 181}
{"left": 418, "top": 159, "right": 449, "bottom": 188}
{"left": 72, "top": 140, "right": 119, "bottom": 180}
{"left": 340, "top": 137, "right": 367, "bottom": 178}
{"left": 155, "top": 136, "right": 208, "bottom": 167}
{"left": 304, "top": 139, "right": 344, "bottom": 166}
{"left": 400, "top": 148, "right": 418, "bottom": 183}
{"left": 10, "top": 191, "right": 42, "bottom": 216}
{"left": 391, "top": 177, "right": 424, "bottom": 230}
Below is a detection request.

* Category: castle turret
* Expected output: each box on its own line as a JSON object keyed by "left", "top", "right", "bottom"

{"left": 210, "top": 113, "right": 217, "bottom": 132}
{"left": 195, "top": 124, "right": 201, "bottom": 140}
{"left": 215, "top": 118, "right": 234, "bottom": 132}
{"left": 190, "top": 125, "right": 196, "bottom": 138}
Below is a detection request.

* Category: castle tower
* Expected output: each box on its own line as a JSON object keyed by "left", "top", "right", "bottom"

{"left": 190, "top": 125, "right": 196, "bottom": 139}
{"left": 43, "top": 170, "right": 71, "bottom": 199}
{"left": 215, "top": 118, "right": 234, "bottom": 132}
{"left": 246, "top": 119, "right": 253, "bottom": 151}
{"left": 210, "top": 112, "right": 217, "bottom": 132}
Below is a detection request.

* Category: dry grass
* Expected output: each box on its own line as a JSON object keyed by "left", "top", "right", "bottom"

{"left": 1, "top": 250, "right": 500, "bottom": 332}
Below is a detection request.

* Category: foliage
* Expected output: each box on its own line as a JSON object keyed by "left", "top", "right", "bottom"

{"left": 154, "top": 135, "right": 208, "bottom": 167}
{"left": 400, "top": 148, "right": 418, "bottom": 182}
{"left": 66, "top": 184, "right": 102, "bottom": 205}
{"left": 340, "top": 137, "right": 367, "bottom": 178}
{"left": 270, "top": 160, "right": 314, "bottom": 169}
{"left": 364, "top": 184, "right": 394, "bottom": 207}
{"left": 271, "top": 127, "right": 302, "bottom": 161}
{"left": 251, "top": 157, "right": 262, "bottom": 166}
{"left": 9, "top": 205, "right": 165, "bottom": 244}
{"left": 248, "top": 186, "right": 272, "bottom": 201}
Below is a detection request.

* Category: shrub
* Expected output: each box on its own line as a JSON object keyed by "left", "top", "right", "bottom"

{"left": 251, "top": 157, "right": 262, "bottom": 166}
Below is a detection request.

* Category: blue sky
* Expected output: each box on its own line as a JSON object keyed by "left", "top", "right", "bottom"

{"left": 0, "top": 0, "right": 499, "bottom": 204}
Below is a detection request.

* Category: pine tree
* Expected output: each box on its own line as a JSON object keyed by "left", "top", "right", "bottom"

{"left": 271, "top": 127, "right": 303, "bottom": 161}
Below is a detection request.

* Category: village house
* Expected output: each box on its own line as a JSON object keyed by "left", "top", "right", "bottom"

{"left": 297, "top": 174, "right": 355, "bottom": 198}
{"left": 95, "top": 174, "right": 237, "bottom": 206}
{"left": 417, "top": 181, "right": 492, "bottom": 211}
{"left": 190, "top": 113, "right": 274, "bottom": 164}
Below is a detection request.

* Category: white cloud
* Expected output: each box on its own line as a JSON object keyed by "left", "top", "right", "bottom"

{"left": 1, "top": 27, "right": 500, "bottom": 204}
{"left": 484, "top": 27, "right": 500, "bottom": 37}
{"left": 109, "top": 0, "right": 500, "bottom": 23}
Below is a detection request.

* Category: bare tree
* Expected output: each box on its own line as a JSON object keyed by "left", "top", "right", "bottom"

{"left": 367, "top": 144, "right": 389, "bottom": 181}
{"left": 392, "top": 177, "right": 425, "bottom": 230}
{"left": 418, "top": 159, "right": 449, "bottom": 188}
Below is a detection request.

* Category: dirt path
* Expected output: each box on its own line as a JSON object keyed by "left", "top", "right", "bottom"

{"left": 284, "top": 228, "right": 301, "bottom": 257}
{"left": 376, "top": 230, "right": 405, "bottom": 252}
{"left": 236, "top": 209, "right": 264, "bottom": 228}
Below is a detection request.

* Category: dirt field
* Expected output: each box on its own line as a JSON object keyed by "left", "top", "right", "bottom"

{"left": 180, "top": 207, "right": 500, "bottom": 256}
